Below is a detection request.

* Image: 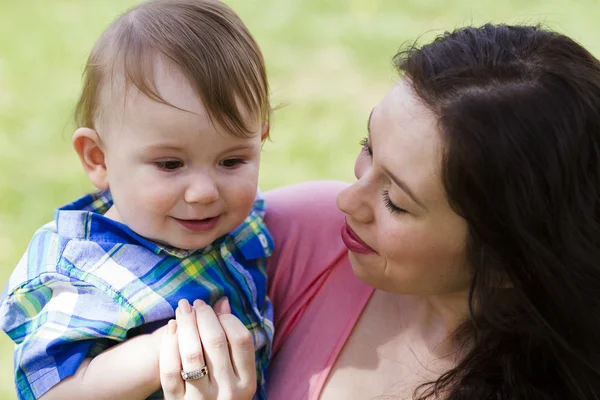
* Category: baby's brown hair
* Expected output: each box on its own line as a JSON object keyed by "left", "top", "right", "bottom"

{"left": 74, "top": 0, "right": 270, "bottom": 138}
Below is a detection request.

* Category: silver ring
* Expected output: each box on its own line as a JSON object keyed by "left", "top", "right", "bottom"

{"left": 181, "top": 365, "right": 208, "bottom": 381}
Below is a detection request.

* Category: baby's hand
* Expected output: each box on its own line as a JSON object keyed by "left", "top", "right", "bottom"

{"left": 159, "top": 299, "right": 257, "bottom": 400}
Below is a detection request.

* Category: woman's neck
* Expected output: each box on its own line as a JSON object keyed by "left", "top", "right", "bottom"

{"left": 378, "top": 289, "right": 471, "bottom": 359}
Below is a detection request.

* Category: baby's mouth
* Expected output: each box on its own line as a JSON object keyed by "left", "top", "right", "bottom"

{"left": 173, "top": 216, "right": 221, "bottom": 232}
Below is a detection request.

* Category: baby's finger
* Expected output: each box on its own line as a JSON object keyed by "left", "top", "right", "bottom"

{"left": 176, "top": 300, "right": 207, "bottom": 379}
{"left": 160, "top": 320, "right": 186, "bottom": 399}
{"left": 218, "top": 312, "right": 256, "bottom": 389}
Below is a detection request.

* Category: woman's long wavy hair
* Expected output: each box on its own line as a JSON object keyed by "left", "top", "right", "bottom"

{"left": 397, "top": 24, "right": 600, "bottom": 399}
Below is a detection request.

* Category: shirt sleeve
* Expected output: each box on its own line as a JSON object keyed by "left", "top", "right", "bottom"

{"left": 0, "top": 237, "right": 139, "bottom": 400}
{"left": 264, "top": 180, "right": 350, "bottom": 354}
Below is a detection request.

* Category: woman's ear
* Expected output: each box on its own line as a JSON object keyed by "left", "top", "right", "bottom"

{"left": 72, "top": 127, "right": 109, "bottom": 190}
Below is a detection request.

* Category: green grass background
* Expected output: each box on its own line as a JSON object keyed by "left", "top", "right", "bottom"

{"left": 1, "top": 0, "right": 599, "bottom": 398}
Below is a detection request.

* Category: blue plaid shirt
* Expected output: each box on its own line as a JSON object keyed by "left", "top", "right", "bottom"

{"left": 0, "top": 190, "right": 274, "bottom": 400}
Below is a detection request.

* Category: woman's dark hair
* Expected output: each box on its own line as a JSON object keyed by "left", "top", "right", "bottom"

{"left": 396, "top": 24, "right": 600, "bottom": 399}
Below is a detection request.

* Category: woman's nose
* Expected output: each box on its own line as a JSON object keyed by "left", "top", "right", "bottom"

{"left": 336, "top": 173, "right": 375, "bottom": 224}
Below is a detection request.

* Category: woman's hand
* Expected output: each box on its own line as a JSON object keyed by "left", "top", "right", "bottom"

{"left": 159, "top": 298, "right": 257, "bottom": 400}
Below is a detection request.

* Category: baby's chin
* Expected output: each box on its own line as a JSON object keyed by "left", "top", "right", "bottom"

{"left": 153, "top": 234, "right": 222, "bottom": 252}
{"left": 153, "top": 226, "right": 233, "bottom": 251}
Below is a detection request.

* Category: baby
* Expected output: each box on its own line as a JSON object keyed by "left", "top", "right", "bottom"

{"left": 0, "top": 0, "right": 273, "bottom": 399}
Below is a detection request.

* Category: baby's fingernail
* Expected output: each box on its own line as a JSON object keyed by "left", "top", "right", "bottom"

{"left": 168, "top": 320, "right": 177, "bottom": 335}
{"left": 193, "top": 299, "right": 205, "bottom": 309}
{"left": 178, "top": 299, "right": 192, "bottom": 313}
{"left": 223, "top": 297, "right": 231, "bottom": 312}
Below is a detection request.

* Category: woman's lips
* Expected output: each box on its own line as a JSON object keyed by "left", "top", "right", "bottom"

{"left": 174, "top": 216, "right": 220, "bottom": 232}
{"left": 340, "top": 220, "right": 376, "bottom": 254}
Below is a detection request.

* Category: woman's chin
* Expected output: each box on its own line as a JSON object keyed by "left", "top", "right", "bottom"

{"left": 348, "top": 253, "right": 384, "bottom": 286}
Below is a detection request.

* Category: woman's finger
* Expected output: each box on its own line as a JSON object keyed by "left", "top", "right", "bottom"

{"left": 176, "top": 299, "right": 208, "bottom": 386}
{"left": 218, "top": 305, "right": 256, "bottom": 388}
{"left": 160, "top": 320, "right": 186, "bottom": 399}
{"left": 193, "top": 299, "right": 234, "bottom": 383}
{"left": 213, "top": 297, "right": 231, "bottom": 315}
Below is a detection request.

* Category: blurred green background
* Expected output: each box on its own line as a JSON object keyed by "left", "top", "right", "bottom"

{"left": 1, "top": 0, "right": 599, "bottom": 398}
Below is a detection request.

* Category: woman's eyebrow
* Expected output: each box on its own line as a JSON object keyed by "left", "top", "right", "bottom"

{"left": 367, "top": 107, "right": 426, "bottom": 210}
{"left": 383, "top": 166, "right": 426, "bottom": 210}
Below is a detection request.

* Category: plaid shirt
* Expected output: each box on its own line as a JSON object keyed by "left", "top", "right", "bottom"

{"left": 0, "top": 190, "right": 274, "bottom": 400}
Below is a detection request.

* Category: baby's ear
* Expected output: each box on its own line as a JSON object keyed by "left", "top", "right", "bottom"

{"left": 72, "top": 128, "right": 109, "bottom": 190}
{"left": 260, "top": 122, "right": 270, "bottom": 142}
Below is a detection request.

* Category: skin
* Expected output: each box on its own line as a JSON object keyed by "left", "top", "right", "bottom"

{"left": 156, "top": 77, "right": 474, "bottom": 400}
{"left": 320, "top": 79, "right": 472, "bottom": 399}
{"left": 73, "top": 57, "right": 266, "bottom": 251}
{"left": 40, "top": 56, "right": 265, "bottom": 400}
{"left": 42, "top": 75, "right": 474, "bottom": 400}
{"left": 153, "top": 78, "right": 473, "bottom": 400}
{"left": 160, "top": 299, "right": 257, "bottom": 400}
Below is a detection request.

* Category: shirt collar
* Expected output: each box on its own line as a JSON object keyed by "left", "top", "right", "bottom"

{"left": 54, "top": 190, "right": 272, "bottom": 260}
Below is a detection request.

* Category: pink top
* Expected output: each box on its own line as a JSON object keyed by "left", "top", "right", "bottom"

{"left": 265, "top": 181, "right": 375, "bottom": 400}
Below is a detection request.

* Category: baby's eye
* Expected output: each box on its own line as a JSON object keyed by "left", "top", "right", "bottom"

{"left": 155, "top": 160, "right": 184, "bottom": 171}
{"left": 220, "top": 158, "right": 246, "bottom": 169}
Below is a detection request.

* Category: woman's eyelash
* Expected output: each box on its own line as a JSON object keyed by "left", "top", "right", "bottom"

{"left": 359, "top": 138, "right": 405, "bottom": 214}
{"left": 359, "top": 137, "right": 373, "bottom": 156}
{"left": 382, "top": 189, "right": 407, "bottom": 214}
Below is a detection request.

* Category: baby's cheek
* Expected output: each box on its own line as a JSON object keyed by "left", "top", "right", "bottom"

{"left": 228, "top": 172, "right": 258, "bottom": 199}
{"left": 133, "top": 188, "right": 175, "bottom": 215}
{"left": 236, "top": 184, "right": 259, "bottom": 211}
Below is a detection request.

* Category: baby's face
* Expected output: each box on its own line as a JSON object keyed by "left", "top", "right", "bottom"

{"left": 101, "top": 62, "right": 263, "bottom": 251}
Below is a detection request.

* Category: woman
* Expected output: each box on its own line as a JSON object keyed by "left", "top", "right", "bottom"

{"left": 160, "top": 24, "right": 600, "bottom": 399}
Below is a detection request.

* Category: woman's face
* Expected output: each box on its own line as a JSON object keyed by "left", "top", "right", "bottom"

{"left": 337, "top": 79, "right": 470, "bottom": 296}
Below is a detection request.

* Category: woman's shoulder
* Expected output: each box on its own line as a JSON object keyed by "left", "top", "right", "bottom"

{"left": 264, "top": 180, "right": 348, "bottom": 227}
{"left": 264, "top": 180, "right": 348, "bottom": 271}
{"left": 264, "top": 181, "right": 375, "bottom": 400}
{"left": 264, "top": 180, "right": 350, "bottom": 329}
{"left": 264, "top": 180, "right": 348, "bottom": 261}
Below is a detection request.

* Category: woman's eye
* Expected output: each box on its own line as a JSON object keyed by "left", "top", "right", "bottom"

{"left": 382, "top": 189, "right": 408, "bottom": 215}
{"left": 155, "top": 160, "right": 184, "bottom": 171}
{"left": 220, "top": 158, "right": 246, "bottom": 169}
{"left": 359, "top": 136, "right": 373, "bottom": 156}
